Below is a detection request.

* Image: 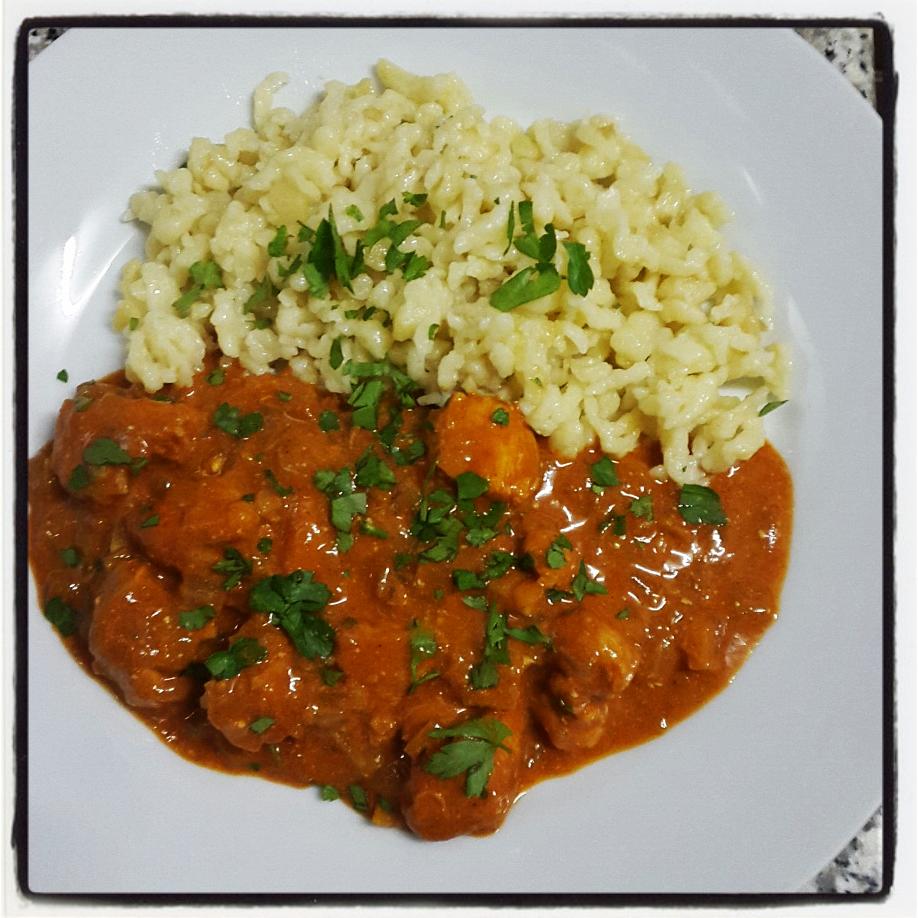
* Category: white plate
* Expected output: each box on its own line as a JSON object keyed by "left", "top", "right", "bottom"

{"left": 26, "top": 25, "right": 883, "bottom": 894}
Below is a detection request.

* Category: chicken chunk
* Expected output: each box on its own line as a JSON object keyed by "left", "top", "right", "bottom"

{"left": 401, "top": 690, "right": 526, "bottom": 840}
{"left": 535, "top": 607, "right": 640, "bottom": 751}
{"left": 434, "top": 393, "right": 541, "bottom": 502}
{"left": 88, "top": 559, "right": 215, "bottom": 708}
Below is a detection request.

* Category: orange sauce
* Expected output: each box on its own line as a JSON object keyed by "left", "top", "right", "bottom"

{"left": 28, "top": 360, "right": 792, "bottom": 839}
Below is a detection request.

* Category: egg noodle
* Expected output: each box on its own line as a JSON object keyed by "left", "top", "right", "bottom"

{"left": 114, "top": 60, "right": 789, "bottom": 483}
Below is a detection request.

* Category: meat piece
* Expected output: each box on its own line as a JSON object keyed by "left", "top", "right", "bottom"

{"left": 534, "top": 606, "right": 640, "bottom": 751}
{"left": 400, "top": 689, "right": 526, "bottom": 840}
{"left": 52, "top": 385, "right": 204, "bottom": 500}
{"left": 434, "top": 393, "right": 541, "bottom": 502}
{"left": 201, "top": 619, "right": 326, "bottom": 753}
{"left": 89, "top": 558, "right": 214, "bottom": 708}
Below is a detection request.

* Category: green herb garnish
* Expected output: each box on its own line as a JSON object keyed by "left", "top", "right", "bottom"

{"left": 250, "top": 570, "right": 334, "bottom": 660}
{"left": 211, "top": 547, "right": 253, "bottom": 589}
{"left": 677, "top": 484, "right": 727, "bottom": 525}
{"left": 44, "top": 596, "right": 76, "bottom": 636}
{"left": 212, "top": 403, "right": 264, "bottom": 439}
{"left": 249, "top": 716, "right": 275, "bottom": 735}
{"left": 179, "top": 605, "right": 215, "bottom": 631}
{"left": 424, "top": 717, "right": 512, "bottom": 798}
{"left": 205, "top": 637, "right": 267, "bottom": 679}
{"left": 545, "top": 533, "right": 573, "bottom": 569}
{"left": 630, "top": 494, "right": 654, "bottom": 521}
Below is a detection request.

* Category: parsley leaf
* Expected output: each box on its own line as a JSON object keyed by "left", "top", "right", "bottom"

{"left": 249, "top": 716, "right": 275, "bottom": 735}
{"left": 318, "top": 410, "right": 340, "bottom": 432}
{"left": 545, "top": 533, "right": 573, "bottom": 569}
{"left": 212, "top": 547, "right": 253, "bottom": 590}
{"left": 179, "top": 605, "right": 215, "bottom": 631}
{"left": 56, "top": 369, "right": 68, "bottom": 382}
{"left": 402, "top": 191, "right": 428, "bottom": 206}
{"left": 590, "top": 455, "right": 619, "bottom": 487}
{"left": 250, "top": 570, "right": 334, "bottom": 660}
{"left": 677, "top": 484, "right": 727, "bottom": 525}
{"left": 490, "top": 408, "right": 509, "bottom": 426}
{"left": 59, "top": 546, "right": 81, "bottom": 568}
{"left": 570, "top": 560, "right": 608, "bottom": 602}
{"left": 267, "top": 225, "right": 288, "bottom": 258}
{"left": 264, "top": 468, "right": 294, "bottom": 497}
{"left": 67, "top": 464, "right": 91, "bottom": 491}
{"left": 759, "top": 399, "right": 788, "bottom": 417}
{"left": 562, "top": 241, "right": 595, "bottom": 296}
{"left": 212, "top": 403, "right": 264, "bottom": 439}
{"left": 205, "top": 637, "right": 267, "bottom": 679}
{"left": 83, "top": 438, "right": 133, "bottom": 466}
{"left": 44, "top": 596, "right": 76, "bottom": 637}
{"left": 408, "top": 620, "right": 439, "bottom": 692}
{"left": 424, "top": 717, "right": 512, "bottom": 798}
{"left": 630, "top": 494, "right": 653, "bottom": 521}
{"left": 489, "top": 263, "right": 561, "bottom": 311}
{"left": 455, "top": 471, "right": 489, "bottom": 500}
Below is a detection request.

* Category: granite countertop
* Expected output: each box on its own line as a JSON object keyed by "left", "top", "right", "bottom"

{"left": 24, "top": 21, "right": 883, "bottom": 896}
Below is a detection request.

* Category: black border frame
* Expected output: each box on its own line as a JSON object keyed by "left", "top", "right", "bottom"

{"left": 12, "top": 13, "right": 898, "bottom": 907}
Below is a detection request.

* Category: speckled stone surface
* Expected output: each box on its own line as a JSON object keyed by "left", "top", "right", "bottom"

{"left": 25, "top": 21, "right": 883, "bottom": 895}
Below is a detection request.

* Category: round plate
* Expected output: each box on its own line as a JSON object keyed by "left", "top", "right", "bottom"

{"left": 26, "top": 25, "right": 883, "bottom": 894}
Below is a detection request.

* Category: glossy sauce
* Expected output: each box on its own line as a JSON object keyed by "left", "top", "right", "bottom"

{"left": 29, "top": 361, "right": 792, "bottom": 839}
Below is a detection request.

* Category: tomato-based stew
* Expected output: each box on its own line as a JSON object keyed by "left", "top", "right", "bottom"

{"left": 29, "top": 360, "right": 792, "bottom": 840}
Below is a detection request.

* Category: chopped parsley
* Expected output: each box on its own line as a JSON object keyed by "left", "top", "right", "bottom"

{"left": 677, "top": 484, "right": 727, "bottom": 525}
{"left": 264, "top": 468, "right": 294, "bottom": 497}
{"left": 455, "top": 471, "right": 488, "bottom": 501}
{"left": 329, "top": 336, "right": 344, "bottom": 370}
{"left": 67, "top": 464, "right": 91, "bottom": 491}
{"left": 257, "top": 537, "right": 273, "bottom": 555}
{"left": 545, "top": 533, "right": 573, "bottom": 569}
{"left": 570, "top": 560, "right": 608, "bottom": 602}
{"left": 599, "top": 512, "right": 627, "bottom": 537}
{"left": 205, "top": 637, "right": 267, "bottom": 679}
{"left": 590, "top": 455, "right": 619, "bottom": 488}
{"left": 179, "top": 605, "right": 215, "bottom": 631}
{"left": 562, "top": 241, "right": 595, "bottom": 296}
{"left": 354, "top": 449, "right": 396, "bottom": 490}
{"left": 212, "top": 403, "right": 264, "bottom": 439}
{"left": 44, "top": 596, "right": 76, "bottom": 637}
{"left": 140, "top": 514, "right": 160, "bottom": 528}
{"left": 313, "top": 466, "right": 368, "bottom": 552}
{"left": 616, "top": 608, "right": 631, "bottom": 620}
{"left": 56, "top": 369, "right": 68, "bottom": 382}
{"left": 490, "top": 201, "right": 594, "bottom": 310}
{"left": 408, "top": 620, "right": 439, "bottom": 692}
{"left": 427, "top": 323, "right": 439, "bottom": 340}
{"left": 490, "top": 408, "right": 509, "bottom": 427}
{"left": 249, "top": 570, "right": 334, "bottom": 660}
{"left": 759, "top": 400, "right": 788, "bottom": 417}
{"left": 349, "top": 784, "right": 369, "bottom": 813}
{"left": 173, "top": 260, "right": 222, "bottom": 317}
{"left": 267, "top": 225, "right": 288, "bottom": 258}
{"left": 59, "top": 546, "right": 81, "bottom": 568}
{"left": 402, "top": 191, "right": 428, "bottom": 206}
{"left": 212, "top": 547, "right": 253, "bottom": 589}
{"left": 320, "top": 785, "right": 339, "bottom": 801}
{"left": 359, "top": 520, "right": 388, "bottom": 539}
{"left": 345, "top": 204, "right": 365, "bottom": 222}
{"left": 469, "top": 605, "right": 549, "bottom": 689}
{"left": 207, "top": 367, "right": 226, "bottom": 385}
{"left": 249, "top": 716, "right": 275, "bottom": 735}
{"left": 630, "top": 494, "right": 654, "bottom": 521}
{"left": 83, "top": 438, "right": 133, "bottom": 466}
{"left": 276, "top": 391, "right": 293, "bottom": 402}
{"left": 424, "top": 717, "right": 512, "bottom": 798}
